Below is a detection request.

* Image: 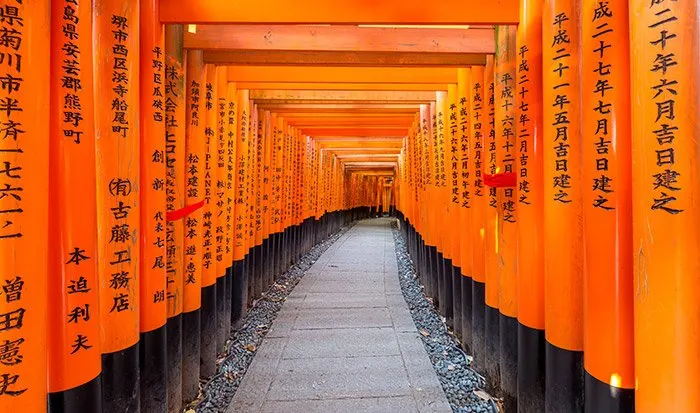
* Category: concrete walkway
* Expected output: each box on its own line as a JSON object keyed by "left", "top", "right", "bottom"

{"left": 228, "top": 218, "right": 451, "bottom": 413}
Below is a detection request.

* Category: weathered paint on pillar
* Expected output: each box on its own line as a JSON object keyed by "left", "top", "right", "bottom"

{"left": 0, "top": 2, "right": 49, "bottom": 411}
{"left": 630, "top": 0, "right": 700, "bottom": 411}
{"left": 516, "top": 0, "right": 546, "bottom": 410}
{"left": 543, "top": 0, "right": 585, "bottom": 410}
{"left": 164, "top": 23, "right": 185, "bottom": 413}
{"left": 48, "top": 0, "right": 103, "bottom": 410}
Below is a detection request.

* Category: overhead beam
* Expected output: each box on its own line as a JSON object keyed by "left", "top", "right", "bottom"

{"left": 304, "top": 127, "right": 407, "bottom": 137}
{"left": 206, "top": 50, "right": 485, "bottom": 66}
{"left": 159, "top": 0, "right": 519, "bottom": 24}
{"left": 185, "top": 25, "right": 495, "bottom": 53}
{"left": 235, "top": 82, "right": 449, "bottom": 91}
{"left": 251, "top": 90, "right": 435, "bottom": 102}
{"left": 227, "top": 66, "right": 458, "bottom": 84}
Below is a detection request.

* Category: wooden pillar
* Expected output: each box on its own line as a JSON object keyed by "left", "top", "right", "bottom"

{"left": 199, "top": 64, "right": 218, "bottom": 378}
{"left": 48, "top": 0, "right": 102, "bottom": 410}
{"left": 0, "top": 2, "right": 49, "bottom": 411}
{"left": 93, "top": 1, "right": 140, "bottom": 410}
{"left": 483, "top": 54, "right": 500, "bottom": 388}
{"left": 630, "top": 0, "right": 700, "bottom": 411}
{"left": 231, "top": 89, "right": 249, "bottom": 328}
{"left": 581, "top": 0, "right": 635, "bottom": 412}
{"left": 164, "top": 23, "right": 185, "bottom": 413}
{"left": 515, "top": 0, "right": 546, "bottom": 410}
{"left": 469, "top": 65, "right": 487, "bottom": 371}
{"left": 543, "top": 0, "right": 584, "bottom": 410}
{"left": 494, "top": 25, "right": 518, "bottom": 411}
{"left": 139, "top": 0, "right": 167, "bottom": 410}
{"left": 457, "top": 69, "right": 473, "bottom": 353}
{"left": 448, "top": 83, "right": 462, "bottom": 337}
{"left": 214, "top": 69, "right": 233, "bottom": 352}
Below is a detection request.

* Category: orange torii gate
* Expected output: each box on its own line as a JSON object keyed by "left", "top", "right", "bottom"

{"left": 2, "top": 1, "right": 699, "bottom": 413}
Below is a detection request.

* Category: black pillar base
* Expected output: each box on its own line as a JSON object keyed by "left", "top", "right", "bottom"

{"left": 139, "top": 325, "right": 167, "bottom": 413}
{"left": 182, "top": 309, "right": 201, "bottom": 404}
{"left": 545, "top": 341, "right": 584, "bottom": 413}
{"left": 499, "top": 313, "right": 518, "bottom": 412}
{"left": 165, "top": 314, "right": 182, "bottom": 412}
{"left": 452, "top": 265, "right": 462, "bottom": 338}
{"left": 472, "top": 280, "right": 486, "bottom": 369}
{"left": 231, "top": 258, "right": 248, "bottom": 329}
{"left": 585, "top": 371, "right": 635, "bottom": 413}
{"left": 102, "top": 342, "right": 139, "bottom": 413}
{"left": 49, "top": 373, "right": 103, "bottom": 413}
{"left": 485, "top": 304, "right": 501, "bottom": 390}
{"left": 518, "top": 323, "right": 545, "bottom": 413}
{"left": 200, "top": 283, "right": 217, "bottom": 377}
{"left": 461, "top": 275, "right": 473, "bottom": 354}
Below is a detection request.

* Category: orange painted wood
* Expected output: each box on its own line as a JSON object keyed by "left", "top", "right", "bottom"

{"left": 185, "top": 25, "right": 495, "bottom": 53}
{"left": 48, "top": 0, "right": 102, "bottom": 393}
{"left": 226, "top": 66, "right": 458, "bottom": 84}
{"left": 93, "top": 0, "right": 141, "bottom": 353}
{"left": 235, "top": 82, "right": 450, "bottom": 91}
{"left": 204, "top": 50, "right": 486, "bottom": 67}
{"left": 140, "top": 0, "right": 168, "bottom": 334}
{"left": 1, "top": 1, "right": 50, "bottom": 408}
{"left": 159, "top": 0, "right": 519, "bottom": 25}
{"left": 630, "top": 0, "right": 700, "bottom": 410}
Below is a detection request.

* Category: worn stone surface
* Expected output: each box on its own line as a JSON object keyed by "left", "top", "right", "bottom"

{"left": 227, "top": 218, "right": 451, "bottom": 413}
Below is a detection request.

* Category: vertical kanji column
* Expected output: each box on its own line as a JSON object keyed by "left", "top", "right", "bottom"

{"left": 457, "top": 69, "right": 473, "bottom": 353}
{"left": 139, "top": 0, "right": 167, "bottom": 410}
{"left": 448, "top": 83, "right": 462, "bottom": 340}
{"left": 582, "top": 0, "right": 635, "bottom": 411}
{"left": 483, "top": 55, "right": 500, "bottom": 388}
{"left": 630, "top": 0, "right": 700, "bottom": 411}
{"left": 182, "top": 49, "right": 205, "bottom": 404}
{"left": 516, "top": 0, "right": 545, "bottom": 409}
{"left": 48, "top": 1, "right": 102, "bottom": 410}
{"left": 164, "top": 23, "right": 185, "bottom": 413}
{"left": 0, "top": 2, "right": 49, "bottom": 411}
{"left": 93, "top": 2, "right": 140, "bottom": 410}
{"left": 224, "top": 81, "right": 237, "bottom": 331}
{"left": 469, "top": 66, "right": 487, "bottom": 370}
{"left": 200, "top": 63, "right": 218, "bottom": 377}
{"left": 494, "top": 25, "right": 518, "bottom": 412}
{"left": 543, "top": 0, "right": 584, "bottom": 410}
{"left": 231, "top": 89, "right": 250, "bottom": 328}
{"left": 214, "top": 69, "right": 232, "bottom": 352}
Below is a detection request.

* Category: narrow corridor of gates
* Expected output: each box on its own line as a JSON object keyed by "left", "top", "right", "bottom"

{"left": 1, "top": 1, "right": 699, "bottom": 413}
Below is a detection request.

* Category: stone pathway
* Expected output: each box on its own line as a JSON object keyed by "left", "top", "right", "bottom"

{"left": 228, "top": 218, "right": 452, "bottom": 413}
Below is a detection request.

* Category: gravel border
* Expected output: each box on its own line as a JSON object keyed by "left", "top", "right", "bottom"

{"left": 189, "top": 223, "right": 354, "bottom": 413}
{"left": 391, "top": 222, "right": 499, "bottom": 413}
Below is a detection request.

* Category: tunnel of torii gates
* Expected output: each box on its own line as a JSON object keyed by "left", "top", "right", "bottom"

{"left": 0, "top": 0, "right": 698, "bottom": 412}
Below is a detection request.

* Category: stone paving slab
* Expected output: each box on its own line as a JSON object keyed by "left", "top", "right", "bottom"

{"left": 228, "top": 218, "right": 451, "bottom": 413}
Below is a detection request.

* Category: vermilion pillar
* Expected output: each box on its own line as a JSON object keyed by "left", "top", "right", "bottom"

{"left": 139, "top": 1, "right": 167, "bottom": 410}
{"left": 48, "top": 1, "right": 102, "bottom": 410}
{"left": 581, "top": 0, "right": 635, "bottom": 412}
{"left": 483, "top": 55, "right": 500, "bottom": 388}
{"left": 543, "top": 0, "right": 585, "bottom": 410}
{"left": 630, "top": 0, "right": 700, "bottom": 412}
{"left": 516, "top": 0, "right": 546, "bottom": 410}
{"left": 469, "top": 66, "right": 487, "bottom": 371}
{"left": 164, "top": 24, "right": 185, "bottom": 413}
{"left": 494, "top": 25, "right": 518, "bottom": 412}
{"left": 93, "top": 1, "right": 140, "bottom": 410}
{"left": 0, "top": 2, "right": 49, "bottom": 411}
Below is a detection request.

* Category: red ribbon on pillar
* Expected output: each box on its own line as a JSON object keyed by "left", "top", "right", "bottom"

{"left": 484, "top": 172, "right": 516, "bottom": 188}
{"left": 166, "top": 200, "right": 206, "bottom": 221}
